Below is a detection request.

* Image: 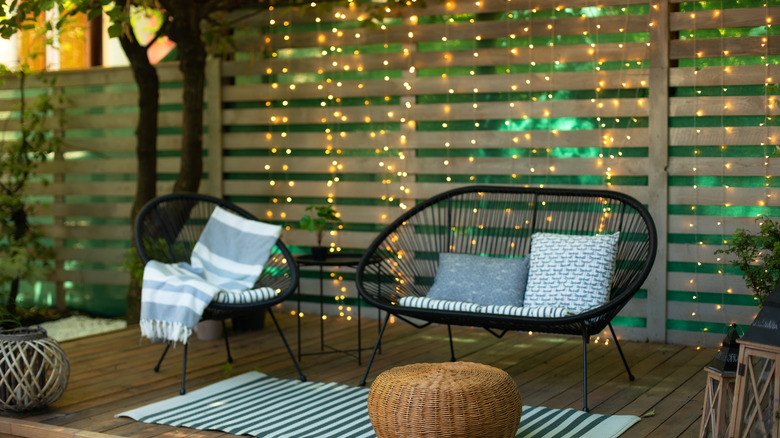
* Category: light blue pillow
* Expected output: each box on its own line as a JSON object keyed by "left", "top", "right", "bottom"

{"left": 523, "top": 232, "right": 620, "bottom": 314}
{"left": 426, "top": 253, "right": 530, "bottom": 307}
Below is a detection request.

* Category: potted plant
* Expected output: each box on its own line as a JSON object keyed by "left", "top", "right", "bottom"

{"left": 299, "top": 205, "right": 343, "bottom": 260}
{"left": 715, "top": 215, "right": 780, "bottom": 307}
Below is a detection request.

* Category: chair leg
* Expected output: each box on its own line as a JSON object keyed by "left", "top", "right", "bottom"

{"left": 267, "top": 308, "right": 306, "bottom": 382}
{"left": 582, "top": 335, "right": 589, "bottom": 413}
{"left": 609, "top": 323, "right": 634, "bottom": 381}
{"left": 180, "top": 342, "right": 188, "bottom": 395}
{"left": 221, "top": 319, "right": 233, "bottom": 364}
{"left": 447, "top": 325, "right": 456, "bottom": 362}
{"left": 359, "top": 312, "right": 391, "bottom": 386}
{"left": 154, "top": 342, "right": 171, "bottom": 372}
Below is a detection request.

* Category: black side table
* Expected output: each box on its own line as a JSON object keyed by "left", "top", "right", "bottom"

{"left": 295, "top": 253, "right": 380, "bottom": 364}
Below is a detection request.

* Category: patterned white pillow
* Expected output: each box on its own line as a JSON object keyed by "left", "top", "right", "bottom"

{"left": 523, "top": 232, "right": 620, "bottom": 314}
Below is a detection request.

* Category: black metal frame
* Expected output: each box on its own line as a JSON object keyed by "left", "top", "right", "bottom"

{"left": 134, "top": 193, "right": 305, "bottom": 394}
{"left": 354, "top": 185, "right": 657, "bottom": 411}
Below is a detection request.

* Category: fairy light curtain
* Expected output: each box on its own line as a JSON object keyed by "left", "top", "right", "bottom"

{"left": 215, "top": 0, "right": 654, "bottom": 331}
{"left": 210, "top": 0, "right": 777, "bottom": 342}
{"left": 668, "top": 0, "right": 780, "bottom": 346}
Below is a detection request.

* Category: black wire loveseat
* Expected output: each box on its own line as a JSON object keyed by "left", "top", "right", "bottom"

{"left": 355, "top": 185, "right": 657, "bottom": 411}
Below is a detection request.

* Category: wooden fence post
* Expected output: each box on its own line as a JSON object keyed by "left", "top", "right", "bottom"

{"left": 647, "top": 0, "right": 671, "bottom": 343}
{"left": 52, "top": 82, "right": 66, "bottom": 312}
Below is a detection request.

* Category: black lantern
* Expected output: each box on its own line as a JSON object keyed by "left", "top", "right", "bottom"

{"left": 729, "top": 286, "right": 780, "bottom": 437}
{"left": 699, "top": 324, "right": 740, "bottom": 438}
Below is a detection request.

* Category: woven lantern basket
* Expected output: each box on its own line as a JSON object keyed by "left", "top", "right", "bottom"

{"left": 367, "top": 361, "right": 522, "bottom": 438}
{"left": 0, "top": 327, "right": 70, "bottom": 412}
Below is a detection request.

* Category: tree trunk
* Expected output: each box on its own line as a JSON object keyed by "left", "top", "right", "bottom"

{"left": 117, "top": 4, "right": 160, "bottom": 323}
{"left": 123, "top": 41, "right": 159, "bottom": 222}
{"left": 168, "top": 5, "right": 207, "bottom": 194}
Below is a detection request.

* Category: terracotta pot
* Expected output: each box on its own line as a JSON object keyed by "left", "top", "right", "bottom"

{"left": 194, "top": 320, "right": 223, "bottom": 341}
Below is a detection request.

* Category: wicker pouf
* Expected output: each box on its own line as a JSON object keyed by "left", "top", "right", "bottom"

{"left": 367, "top": 362, "right": 522, "bottom": 438}
{"left": 0, "top": 327, "right": 70, "bottom": 412}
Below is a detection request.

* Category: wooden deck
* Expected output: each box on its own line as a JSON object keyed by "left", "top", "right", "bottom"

{"left": 2, "top": 311, "right": 715, "bottom": 437}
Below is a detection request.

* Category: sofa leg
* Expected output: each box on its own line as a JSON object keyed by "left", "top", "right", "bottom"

{"left": 582, "top": 335, "right": 589, "bottom": 413}
{"left": 221, "top": 319, "right": 233, "bottom": 364}
{"left": 360, "top": 312, "right": 391, "bottom": 386}
{"left": 268, "top": 308, "right": 306, "bottom": 382}
{"left": 180, "top": 342, "right": 188, "bottom": 395}
{"left": 447, "top": 325, "right": 456, "bottom": 362}
{"left": 154, "top": 342, "right": 171, "bottom": 372}
{"left": 609, "top": 323, "right": 634, "bottom": 381}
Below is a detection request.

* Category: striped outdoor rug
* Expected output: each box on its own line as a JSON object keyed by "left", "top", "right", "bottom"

{"left": 117, "top": 371, "right": 640, "bottom": 438}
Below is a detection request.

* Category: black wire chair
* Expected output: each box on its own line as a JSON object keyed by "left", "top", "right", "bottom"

{"left": 135, "top": 193, "right": 305, "bottom": 394}
{"left": 355, "top": 185, "right": 657, "bottom": 411}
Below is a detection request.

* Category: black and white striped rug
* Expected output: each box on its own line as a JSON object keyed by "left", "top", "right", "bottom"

{"left": 117, "top": 372, "right": 639, "bottom": 438}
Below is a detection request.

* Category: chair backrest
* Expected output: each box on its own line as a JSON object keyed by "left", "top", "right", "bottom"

{"left": 134, "top": 193, "right": 297, "bottom": 294}
{"left": 358, "top": 185, "right": 657, "bottom": 311}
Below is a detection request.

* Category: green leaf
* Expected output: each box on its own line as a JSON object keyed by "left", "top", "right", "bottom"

{"left": 87, "top": 8, "right": 101, "bottom": 21}
{"left": 107, "top": 22, "right": 122, "bottom": 38}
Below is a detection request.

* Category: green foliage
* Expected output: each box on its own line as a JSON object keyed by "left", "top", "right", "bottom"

{"left": 122, "top": 238, "right": 193, "bottom": 283}
{"left": 716, "top": 216, "right": 780, "bottom": 306}
{"left": 221, "top": 361, "right": 233, "bottom": 378}
{"left": 0, "top": 69, "right": 62, "bottom": 312}
{"left": 0, "top": 304, "right": 19, "bottom": 328}
{"left": 0, "top": 235, "right": 51, "bottom": 283}
{"left": 299, "top": 205, "right": 343, "bottom": 246}
{"left": 122, "top": 247, "right": 145, "bottom": 284}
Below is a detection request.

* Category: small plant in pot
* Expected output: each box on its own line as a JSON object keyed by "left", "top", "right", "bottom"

{"left": 715, "top": 215, "right": 780, "bottom": 307}
{"left": 299, "top": 205, "right": 343, "bottom": 261}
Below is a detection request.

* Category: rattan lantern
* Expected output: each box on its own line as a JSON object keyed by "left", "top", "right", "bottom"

{"left": 729, "top": 287, "right": 780, "bottom": 438}
{"left": 0, "top": 327, "right": 70, "bottom": 412}
{"left": 699, "top": 324, "right": 740, "bottom": 438}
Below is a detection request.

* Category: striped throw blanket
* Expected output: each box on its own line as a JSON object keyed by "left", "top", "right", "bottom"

{"left": 140, "top": 206, "right": 282, "bottom": 344}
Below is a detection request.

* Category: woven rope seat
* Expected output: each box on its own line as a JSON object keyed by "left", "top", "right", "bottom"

{"left": 367, "top": 361, "right": 521, "bottom": 438}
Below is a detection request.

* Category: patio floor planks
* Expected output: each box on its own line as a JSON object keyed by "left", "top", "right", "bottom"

{"left": 4, "top": 311, "right": 714, "bottom": 437}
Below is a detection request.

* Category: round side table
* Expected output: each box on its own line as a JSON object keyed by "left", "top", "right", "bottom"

{"left": 295, "top": 253, "right": 381, "bottom": 364}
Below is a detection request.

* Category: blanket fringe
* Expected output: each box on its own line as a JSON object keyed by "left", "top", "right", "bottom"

{"left": 140, "top": 319, "right": 192, "bottom": 344}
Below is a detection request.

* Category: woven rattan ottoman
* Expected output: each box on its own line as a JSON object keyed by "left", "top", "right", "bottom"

{"left": 367, "top": 361, "right": 522, "bottom": 438}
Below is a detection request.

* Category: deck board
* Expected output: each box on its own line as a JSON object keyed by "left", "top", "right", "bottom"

{"left": 3, "top": 311, "right": 715, "bottom": 437}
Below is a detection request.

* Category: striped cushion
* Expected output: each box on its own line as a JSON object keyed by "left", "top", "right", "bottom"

{"left": 397, "top": 296, "right": 482, "bottom": 313}
{"left": 398, "top": 297, "right": 574, "bottom": 318}
{"left": 481, "top": 305, "right": 573, "bottom": 318}
{"left": 213, "top": 287, "right": 279, "bottom": 305}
